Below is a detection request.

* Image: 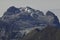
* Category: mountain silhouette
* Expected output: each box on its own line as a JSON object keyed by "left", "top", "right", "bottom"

{"left": 0, "top": 6, "right": 60, "bottom": 40}
{"left": 46, "top": 11, "right": 59, "bottom": 27}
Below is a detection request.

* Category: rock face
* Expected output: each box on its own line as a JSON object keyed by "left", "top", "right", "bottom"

{"left": 1, "top": 6, "right": 47, "bottom": 31}
{"left": 4, "top": 6, "right": 20, "bottom": 15}
{"left": 46, "top": 11, "right": 59, "bottom": 27}
{"left": 0, "top": 6, "right": 60, "bottom": 40}
{"left": 22, "top": 26, "right": 60, "bottom": 40}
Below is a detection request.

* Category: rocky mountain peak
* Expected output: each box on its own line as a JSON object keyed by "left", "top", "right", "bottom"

{"left": 4, "top": 6, "right": 20, "bottom": 15}
{"left": 0, "top": 6, "right": 60, "bottom": 40}
{"left": 46, "top": 11, "right": 56, "bottom": 16}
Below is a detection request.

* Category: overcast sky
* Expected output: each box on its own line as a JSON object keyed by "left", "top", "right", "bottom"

{"left": 0, "top": 0, "right": 60, "bottom": 20}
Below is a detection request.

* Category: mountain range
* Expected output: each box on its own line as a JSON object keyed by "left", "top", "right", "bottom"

{"left": 0, "top": 6, "right": 60, "bottom": 40}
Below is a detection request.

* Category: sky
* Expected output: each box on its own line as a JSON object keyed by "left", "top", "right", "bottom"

{"left": 0, "top": 0, "right": 60, "bottom": 20}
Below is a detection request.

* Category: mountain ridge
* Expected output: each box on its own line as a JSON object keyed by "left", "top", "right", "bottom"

{"left": 0, "top": 6, "right": 60, "bottom": 40}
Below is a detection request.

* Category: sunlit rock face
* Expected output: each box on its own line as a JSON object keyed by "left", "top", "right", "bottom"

{"left": 0, "top": 6, "right": 59, "bottom": 40}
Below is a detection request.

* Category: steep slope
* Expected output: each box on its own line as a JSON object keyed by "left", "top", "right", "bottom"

{"left": 1, "top": 6, "right": 59, "bottom": 30}
{"left": 22, "top": 26, "right": 60, "bottom": 40}
{"left": 46, "top": 11, "right": 59, "bottom": 27}
{"left": 1, "top": 6, "right": 47, "bottom": 31}
{"left": 0, "top": 6, "right": 60, "bottom": 40}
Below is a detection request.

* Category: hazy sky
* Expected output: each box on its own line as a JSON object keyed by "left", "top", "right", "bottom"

{"left": 0, "top": 0, "right": 60, "bottom": 20}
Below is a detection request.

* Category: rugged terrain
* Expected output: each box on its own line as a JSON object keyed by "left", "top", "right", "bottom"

{"left": 22, "top": 26, "right": 60, "bottom": 40}
{"left": 0, "top": 6, "right": 60, "bottom": 40}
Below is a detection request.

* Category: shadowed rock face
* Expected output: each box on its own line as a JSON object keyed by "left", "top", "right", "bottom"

{"left": 46, "top": 11, "right": 59, "bottom": 27}
{"left": 1, "top": 6, "right": 47, "bottom": 30}
{"left": 4, "top": 6, "right": 20, "bottom": 15}
{"left": 22, "top": 26, "right": 60, "bottom": 40}
{"left": 1, "top": 6, "right": 59, "bottom": 27}
{"left": 0, "top": 6, "right": 60, "bottom": 40}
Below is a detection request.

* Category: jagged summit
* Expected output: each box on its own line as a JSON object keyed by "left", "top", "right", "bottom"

{"left": 46, "top": 11, "right": 59, "bottom": 27}
{"left": 4, "top": 6, "right": 44, "bottom": 16}
{"left": 1, "top": 6, "right": 60, "bottom": 33}
{"left": 0, "top": 6, "right": 60, "bottom": 40}
{"left": 46, "top": 11, "right": 56, "bottom": 16}
{"left": 1, "top": 6, "right": 59, "bottom": 27}
{"left": 4, "top": 6, "right": 20, "bottom": 15}
{"left": 18, "top": 6, "right": 35, "bottom": 13}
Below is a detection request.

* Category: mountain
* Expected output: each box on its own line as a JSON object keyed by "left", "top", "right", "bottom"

{"left": 50, "top": 9, "right": 60, "bottom": 21}
{"left": 22, "top": 26, "right": 60, "bottom": 40}
{"left": 4, "top": 6, "right": 20, "bottom": 15}
{"left": 1, "top": 6, "right": 59, "bottom": 27}
{"left": 1, "top": 6, "right": 47, "bottom": 31}
{"left": 0, "top": 6, "right": 60, "bottom": 40}
{"left": 46, "top": 11, "right": 59, "bottom": 27}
